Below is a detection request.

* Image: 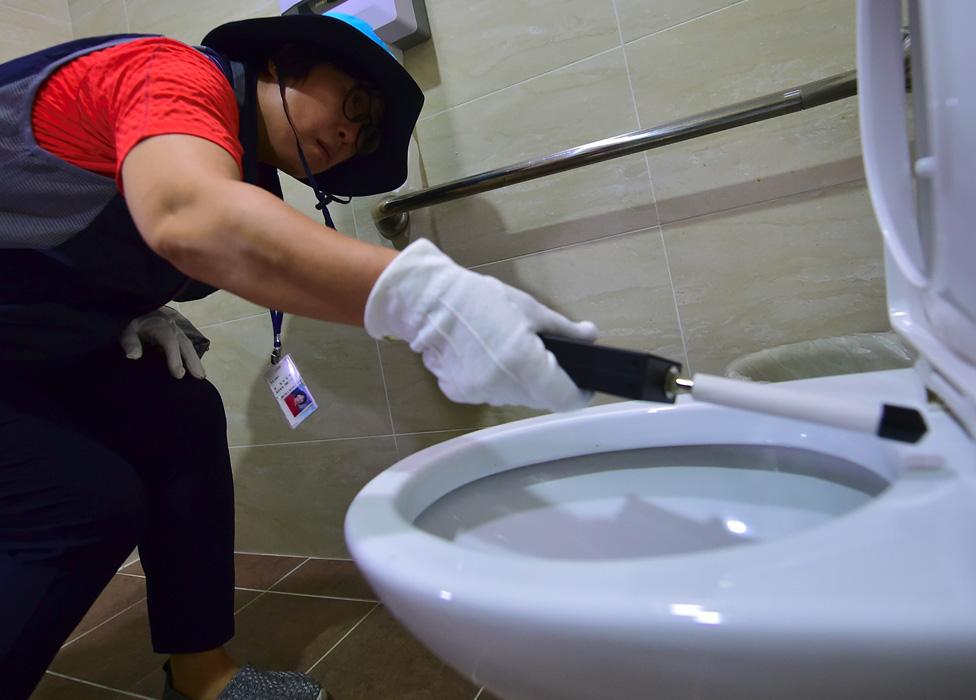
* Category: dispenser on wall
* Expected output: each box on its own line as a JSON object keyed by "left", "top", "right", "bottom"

{"left": 279, "top": 0, "right": 430, "bottom": 52}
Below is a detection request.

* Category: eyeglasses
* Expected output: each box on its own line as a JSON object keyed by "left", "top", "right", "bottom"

{"left": 343, "top": 84, "right": 383, "bottom": 156}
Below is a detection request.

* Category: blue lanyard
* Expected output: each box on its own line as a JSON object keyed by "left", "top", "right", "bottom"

{"left": 270, "top": 309, "right": 284, "bottom": 364}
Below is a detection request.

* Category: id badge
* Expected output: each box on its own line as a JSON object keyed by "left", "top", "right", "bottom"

{"left": 264, "top": 354, "right": 318, "bottom": 429}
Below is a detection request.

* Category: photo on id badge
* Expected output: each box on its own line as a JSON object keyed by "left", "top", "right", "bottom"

{"left": 284, "top": 384, "right": 313, "bottom": 417}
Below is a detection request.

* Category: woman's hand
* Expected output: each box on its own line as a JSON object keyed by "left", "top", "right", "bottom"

{"left": 364, "top": 239, "right": 598, "bottom": 412}
{"left": 120, "top": 309, "right": 207, "bottom": 380}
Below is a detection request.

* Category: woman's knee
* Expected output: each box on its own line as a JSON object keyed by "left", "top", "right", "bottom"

{"left": 156, "top": 376, "right": 228, "bottom": 436}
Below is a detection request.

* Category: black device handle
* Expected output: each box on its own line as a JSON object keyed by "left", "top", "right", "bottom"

{"left": 539, "top": 334, "right": 682, "bottom": 403}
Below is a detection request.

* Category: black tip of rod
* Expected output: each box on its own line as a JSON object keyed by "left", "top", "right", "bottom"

{"left": 878, "top": 404, "right": 928, "bottom": 443}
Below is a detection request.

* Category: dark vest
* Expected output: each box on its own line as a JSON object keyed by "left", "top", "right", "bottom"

{"left": 0, "top": 34, "right": 281, "bottom": 362}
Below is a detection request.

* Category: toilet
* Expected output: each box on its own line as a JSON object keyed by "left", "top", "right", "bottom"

{"left": 344, "top": 2, "right": 976, "bottom": 699}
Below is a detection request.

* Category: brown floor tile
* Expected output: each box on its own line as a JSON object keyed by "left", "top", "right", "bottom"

{"left": 224, "top": 592, "right": 375, "bottom": 672}
{"left": 126, "top": 590, "right": 276, "bottom": 697}
{"left": 44, "top": 563, "right": 377, "bottom": 698}
{"left": 50, "top": 601, "right": 164, "bottom": 692}
{"left": 66, "top": 575, "right": 147, "bottom": 645}
{"left": 50, "top": 590, "right": 256, "bottom": 695}
{"left": 29, "top": 673, "right": 135, "bottom": 700}
{"left": 270, "top": 558, "right": 377, "bottom": 601}
{"left": 233, "top": 553, "right": 306, "bottom": 590}
{"left": 309, "top": 606, "right": 479, "bottom": 700}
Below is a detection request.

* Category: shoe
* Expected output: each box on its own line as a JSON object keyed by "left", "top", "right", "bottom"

{"left": 162, "top": 660, "right": 330, "bottom": 700}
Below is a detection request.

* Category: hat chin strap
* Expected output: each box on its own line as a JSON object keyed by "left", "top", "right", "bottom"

{"left": 277, "top": 79, "right": 351, "bottom": 226}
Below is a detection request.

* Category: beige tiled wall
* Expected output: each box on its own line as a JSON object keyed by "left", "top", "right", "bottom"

{"left": 0, "top": 1, "right": 71, "bottom": 63}
{"left": 53, "top": 0, "right": 888, "bottom": 557}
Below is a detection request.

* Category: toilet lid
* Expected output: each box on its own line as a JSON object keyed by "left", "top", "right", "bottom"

{"left": 858, "top": 0, "right": 976, "bottom": 436}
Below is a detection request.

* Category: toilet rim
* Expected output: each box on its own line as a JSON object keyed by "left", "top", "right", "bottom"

{"left": 345, "top": 397, "right": 953, "bottom": 608}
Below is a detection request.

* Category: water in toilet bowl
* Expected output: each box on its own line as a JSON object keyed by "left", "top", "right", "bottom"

{"left": 415, "top": 444, "right": 887, "bottom": 561}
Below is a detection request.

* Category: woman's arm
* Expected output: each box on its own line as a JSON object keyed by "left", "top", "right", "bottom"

{"left": 122, "top": 133, "right": 396, "bottom": 326}
{"left": 123, "top": 132, "right": 600, "bottom": 413}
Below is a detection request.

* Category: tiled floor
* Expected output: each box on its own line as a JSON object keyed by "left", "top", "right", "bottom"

{"left": 29, "top": 554, "right": 498, "bottom": 700}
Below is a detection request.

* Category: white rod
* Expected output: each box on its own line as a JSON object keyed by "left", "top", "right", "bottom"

{"left": 690, "top": 373, "right": 883, "bottom": 434}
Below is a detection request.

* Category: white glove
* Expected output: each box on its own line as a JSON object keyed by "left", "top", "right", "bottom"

{"left": 120, "top": 309, "right": 207, "bottom": 380}
{"left": 364, "top": 239, "right": 598, "bottom": 412}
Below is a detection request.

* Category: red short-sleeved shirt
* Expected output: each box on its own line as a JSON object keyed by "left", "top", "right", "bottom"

{"left": 31, "top": 37, "right": 244, "bottom": 192}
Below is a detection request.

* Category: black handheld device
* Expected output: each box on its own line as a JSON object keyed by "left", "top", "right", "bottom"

{"left": 539, "top": 334, "right": 682, "bottom": 403}
{"left": 539, "top": 334, "right": 927, "bottom": 444}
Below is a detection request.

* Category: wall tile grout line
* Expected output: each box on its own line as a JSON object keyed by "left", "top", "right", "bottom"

{"left": 610, "top": 0, "right": 691, "bottom": 375}
{"left": 416, "top": 0, "right": 751, "bottom": 126}
{"left": 623, "top": 0, "right": 751, "bottom": 47}
{"left": 374, "top": 338, "right": 400, "bottom": 460}
{"left": 43, "top": 670, "right": 156, "bottom": 699}
{"left": 397, "top": 427, "right": 477, "bottom": 438}
{"left": 304, "top": 603, "right": 380, "bottom": 675}
{"left": 197, "top": 310, "right": 270, "bottom": 332}
{"left": 0, "top": 3, "right": 71, "bottom": 26}
{"left": 416, "top": 43, "right": 622, "bottom": 123}
{"left": 120, "top": 0, "right": 130, "bottom": 33}
{"left": 65, "top": 0, "right": 110, "bottom": 27}
{"left": 226, "top": 425, "right": 483, "bottom": 450}
{"left": 228, "top": 433, "right": 400, "bottom": 449}
{"left": 656, "top": 225, "right": 692, "bottom": 373}
{"left": 609, "top": 0, "right": 692, "bottom": 375}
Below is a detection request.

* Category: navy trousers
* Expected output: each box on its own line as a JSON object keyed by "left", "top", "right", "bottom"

{"left": 0, "top": 345, "right": 236, "bottom": 699}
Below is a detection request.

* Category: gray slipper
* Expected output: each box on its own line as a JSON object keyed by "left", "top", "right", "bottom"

{"left": 162, "top": 660, "right": 330, "bottom": 700}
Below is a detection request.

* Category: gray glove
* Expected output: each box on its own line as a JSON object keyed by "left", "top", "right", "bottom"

{"left": 120, "top": 306, "right": 209, "bottom": 379}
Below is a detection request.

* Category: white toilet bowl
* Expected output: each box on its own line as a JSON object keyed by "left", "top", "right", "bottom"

{"left": 345, "top": 368, "right": 976, "bottom": 699}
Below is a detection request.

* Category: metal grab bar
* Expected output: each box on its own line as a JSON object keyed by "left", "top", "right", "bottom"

{"left": 372, "top": 70, "right": 857, "bottom": 240}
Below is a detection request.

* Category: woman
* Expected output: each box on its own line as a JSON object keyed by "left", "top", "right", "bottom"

{"left": 0, "top": 12, "right": 596, "bottom": 700}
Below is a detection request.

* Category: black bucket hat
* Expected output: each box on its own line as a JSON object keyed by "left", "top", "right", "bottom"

{"left": 202, "top": 13, "right": 424, "bottom": 197}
